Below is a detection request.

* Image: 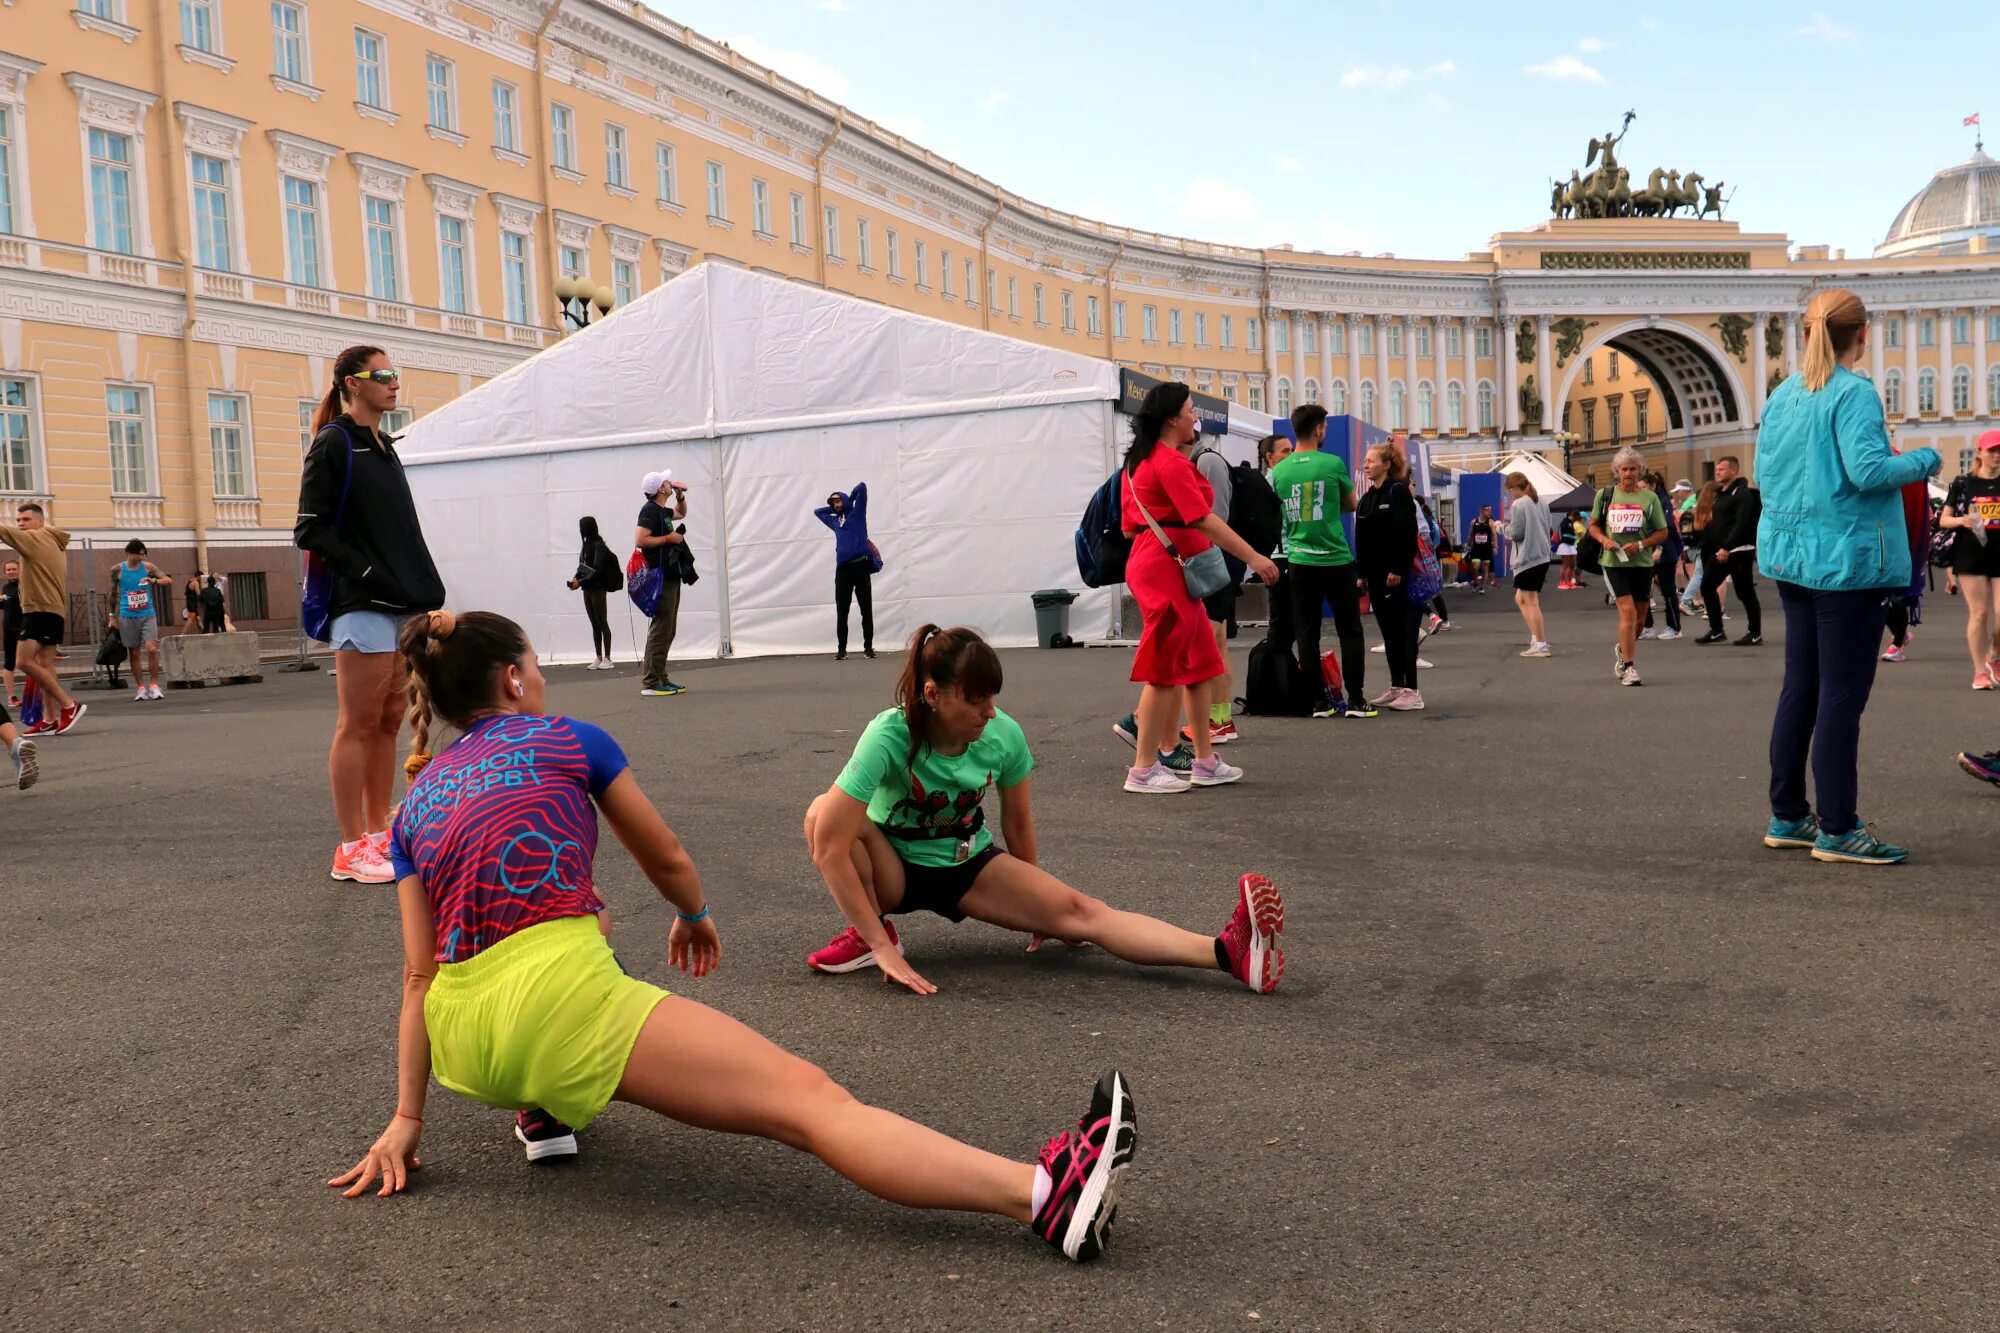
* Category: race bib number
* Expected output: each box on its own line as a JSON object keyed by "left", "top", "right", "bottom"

{"left": 1608, "top": 503, "right": 1645, "bottom": 535}
{"left": 125, "top": 588, "right": 152, "bottom": 613}
{"left": 1974, "top": 498, "right": 2000, "bottom": 530}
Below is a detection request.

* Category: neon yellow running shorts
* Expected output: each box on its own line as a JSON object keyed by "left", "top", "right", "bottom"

{"left": 424, "top": 914, "right": 669, "bottom": 1129}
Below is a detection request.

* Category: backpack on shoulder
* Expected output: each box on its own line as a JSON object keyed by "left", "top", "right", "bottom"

{"left": 1225, "top": 459, "right": 1283, "bottom": 557}
{"left": 1075, "top": 470, "right": 1132, "bottom": 588}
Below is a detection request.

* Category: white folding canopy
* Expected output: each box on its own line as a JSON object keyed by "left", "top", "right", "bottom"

{"left": 399, "top": 263, "right": 1123, "bottom": 663}
{"left": 1488, "top": 450, "right": 1583, "bottom": 500}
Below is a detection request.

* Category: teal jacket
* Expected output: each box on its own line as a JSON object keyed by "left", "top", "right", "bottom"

{"left": 1754, "top": 366, "right": 1939, "bottom": 593}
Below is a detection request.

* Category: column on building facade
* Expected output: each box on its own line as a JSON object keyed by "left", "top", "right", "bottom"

{"left": 1870, "top": 311, "right": 1886, "bottom": 396}
{"left": 1375, "top": 314, "right": 1392, "bottom": 423}
{"left": 1536, "top": 317, "right": 1554, "bottom": 432}
{"left": 1752, "top": 310, "right": 1769, "bottom": 424}
{"left": 1347, "top": 314, "right": 1363, "bottom": 411}
{"left": 1905, "top": 307, "right": 1921, "bottom": 421}
{"left": 1292, "top": 311, "right": 1308, "bottom": 409}
{"left": 1262, "top": 306, "right": 1280, "bottom": 411}
{"left": 1944, "top": 306, "right": 1959, "bottom": 420}
{"left": 1463, "top": 315, "right": 1480, "bottom": 435}
{"left": 1404, "top": 316, "right": 1421, "bottom": 433}
{"left": 1502, "top": 317, "right": 1521, "bottom": 436}
{"left": 1432, "top": 316, "right": 1449, "bottom": 433}
{"left": 1968, "top": 308, "right": 1984, "bottom": 418}
{"left": 1784, "top": 311, "right": 1799, "bottom": 377}
{"left": 1317, "top": 314, "right": 1335, "bottom": 409}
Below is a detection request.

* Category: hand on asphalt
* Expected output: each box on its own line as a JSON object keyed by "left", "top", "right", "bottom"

{"left": 876, "top": 945, "right": 937, "bottom": 995}
{"left": 329, "top": 1118, "right": 423, "bottom": 1199}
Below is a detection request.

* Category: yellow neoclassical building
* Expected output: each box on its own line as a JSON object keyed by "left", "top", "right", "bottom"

{"left": 4, "top": 0, "right": 2000, "bottom": 625}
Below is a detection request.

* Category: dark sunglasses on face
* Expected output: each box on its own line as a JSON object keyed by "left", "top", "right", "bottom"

{"left": 350, "top": 369, "right": 401, "bottom": 385}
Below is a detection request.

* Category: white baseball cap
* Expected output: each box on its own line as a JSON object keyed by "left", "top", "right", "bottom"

{"left": 641, "top": 469, "right": 672, "bottom": 496}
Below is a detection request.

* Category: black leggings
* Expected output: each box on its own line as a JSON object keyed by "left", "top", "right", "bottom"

{"left": 582, "top": 586, "right": 611, "bottom": 659}
{"left": 1290, "top": 562, "right": 1367, "bottom": 707}
{"left": 1430, "top": 594, "right": 1449, "bottom": 622}
{"left": 1366, "top": 575, "right": 1421, "bottom": 689}
{"left": 1885, "top": 598, "right": 1909, "bottom": 648}
{"left": 1702, "top": 551, "right": 1763, "bottom": 637}
{"left": 1644, "top": 559, "right": 1682, "bottom": 632}
{"left": 835, "top": 558, "right": 874, "bottom": 652}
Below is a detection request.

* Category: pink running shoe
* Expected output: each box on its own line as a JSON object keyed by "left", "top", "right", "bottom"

{"left": 1974, "top": 670, "right": 1994, "bottom": 692}
{"left": 330, "top": 838, "right": 395, "bottom": 884}
{"left": 1881, "top": 642, "right": 1906, "bottom": 663}
{"left": 1219, "top": 872, "right": 1285, "bottom": 993}
{"left": 1030, "top": 1071, "right": 1137, "bottom": 1262}
{"left": 807, "top": 917, "right": 900, "bottom": 974}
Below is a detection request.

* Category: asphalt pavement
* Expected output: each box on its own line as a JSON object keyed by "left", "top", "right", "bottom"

{"left": 7, "top": 586, "right": 1999, "bottom": 1331}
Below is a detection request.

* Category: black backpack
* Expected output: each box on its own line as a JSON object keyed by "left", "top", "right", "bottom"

{"left": 591, "top": 538, "right": 625, "bottom": 592}
{"left": 1075, "top": 470, "right": 1132, "bottom": 588}
{"left": 1226, "top": 460, "right": 1283, "bottom": 556}
{"left": 1241, "top": 638, "right": 1309, "bottom": 716}
{"left": 200, "top": 582, "right": 225, "bottom": 612}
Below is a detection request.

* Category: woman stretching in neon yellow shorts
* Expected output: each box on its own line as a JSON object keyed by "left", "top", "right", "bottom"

{"left": 329, "top": 610, "right": 1137, "bottom": 1262}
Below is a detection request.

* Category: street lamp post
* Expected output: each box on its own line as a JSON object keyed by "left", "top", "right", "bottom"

{"left": 1551, "top": 430, "right": 1582, "bottom": 475}
{"left": 554, "top": 275, "right": 614, "bottom": 331}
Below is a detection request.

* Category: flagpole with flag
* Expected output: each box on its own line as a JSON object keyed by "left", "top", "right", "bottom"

{"left": 1967, "top": 112, "right": 1983, "bottom": 153}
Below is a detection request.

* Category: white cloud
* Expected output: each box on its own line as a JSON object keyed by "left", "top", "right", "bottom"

{"left": 725, "top": 34, "right": 852, "bottom": 100}
{"left": 1523, "top": 55, "right": 1606, "bottom": 84}
{"left": 1276, "top": 155, "right": 1303, "bottom": 173}
{"left": 1795, "top": 12, "right": 1855, "bottom": 41}
{"left": 1425, "top": 59, "right": 1457, "bottom": 77}
{"left": 981, "top": 91, "right": 1011, "bottom": 111}
{"left": 1341, "top": 65, "right": 1414, "bottom": 90}
{"left": 878, "top": 114, "right": 926, "bottom": 139}
{"left": 816, "top": 0, "right": 851, "bottom": 11}
{"left": 1577, "top": 36, "right": 1612, "bottom": 53}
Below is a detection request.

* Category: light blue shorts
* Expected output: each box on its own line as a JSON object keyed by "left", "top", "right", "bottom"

{"left": 329, "top": 610, "right": 409, "bottom": 654}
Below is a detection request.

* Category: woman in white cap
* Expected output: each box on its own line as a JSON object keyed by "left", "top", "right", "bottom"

{"left": 634, "top": 470, "right": 688, "bottom": 696}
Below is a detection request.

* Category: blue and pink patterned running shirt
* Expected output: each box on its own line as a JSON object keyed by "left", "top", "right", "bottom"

{"left": 390, "top": 713, "right": 629, "bottom": 962}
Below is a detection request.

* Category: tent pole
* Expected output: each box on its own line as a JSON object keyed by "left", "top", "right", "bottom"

{"left": 1102, "top": 399, "right": 1122, "bottom": 641}
{"left": 713, "top": 446, "right": 734, "bottom": 658}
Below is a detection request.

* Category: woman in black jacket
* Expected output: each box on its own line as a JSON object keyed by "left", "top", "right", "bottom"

{"left": 567, "top": 515, "right": 619, "bottom": 669}
{"left": 1355, "top": 442, "right": 1423, "bottom": 710}
{"left": 294, "top": 345, "right": 446, "bottom": 886}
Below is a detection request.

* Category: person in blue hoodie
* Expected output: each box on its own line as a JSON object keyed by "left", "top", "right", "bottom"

{"left": 1754, "top": 288, "right": 1941, "bottom": 866}
{"left": 816, "top": 483, "right": 877, "bottom": 660}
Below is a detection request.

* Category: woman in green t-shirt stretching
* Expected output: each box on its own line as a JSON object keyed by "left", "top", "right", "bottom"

{"left": 1586, "top": 448, "right": 1670, "bottom": 686}
{"left": 802, "top": 624, "right": 1284, "bottom": 996}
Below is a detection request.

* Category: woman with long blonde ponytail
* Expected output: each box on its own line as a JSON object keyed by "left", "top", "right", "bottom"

{"left": 1750, "top": 288, "right": 1941, "bottom": 864}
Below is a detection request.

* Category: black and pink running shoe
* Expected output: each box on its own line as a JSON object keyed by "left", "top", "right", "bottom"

{"left": 1031, "top": 1070, "right": 1137, "bottom": 1262}
{"left": 1219, "top": 873, "right": 1285, "bottom": 993}
{"left": 514, "top": 1108, "right": 578, "bottom": 1162}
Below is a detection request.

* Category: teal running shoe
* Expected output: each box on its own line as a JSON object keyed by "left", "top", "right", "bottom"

{"left": 1762, "top": 814, "right": 1820, "bottom": 850}
{"left": 1810, "top": 824, "right": 1909, "bottom": 865}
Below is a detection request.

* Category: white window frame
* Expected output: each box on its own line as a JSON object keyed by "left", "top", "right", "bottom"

{"left": 551, "top": 104, "right": 577, "bottom": 172}
{"left": 1329, "top": 380, "right": 1348, "bottom": 414}
{"left": 500, "top": 224, "right": 533, "bottom": 325}
{"left": 1033, "top": 283, "right": 1046, "bottom": 325}
{"left": 1360, "top": 380, "right": 1377, "bottom": 421}
{"left": 0, "top": 60, "right": 33, "bottom": 241}
{"left": 1917, "top": 367, "right": 1938, "bottom": 414}
{"left": 612, "top": 257, "right": 636, "bottom": 307}
{"left": 1113, "top": 301, "right": 1127, "bottom": 339}
{"left": 1883, "top": 369, "right": 1904, "bottom": 416}
{"left": 751, "top": 178, "right": 772, "bottom": 237}
{"left": 824, "top": 205, "right": 842, "bottom": 261}
{"left": 1086, "top": 295, "right": 1100, "bottom": 336}
{"left": 1007, "top": 275, "right": 1018, "bottom": 319}
{"left": 1953, "top": 314, "right": 1970, "bottom": 345}
{"left": 1248, "top": 384, "right": 1263, "bottom": 412}
{"left": 349, "top": 152, "right": 414, "bottom": 307}
{"left": 914, "top": 240, "right": 928, "bottom": 290}
{"left": 105, "top": 383, "right": 156, "bottom": 497}
{"left": 1475, "top": 326, "right": 1493, "bottom": 359}
{"left": 1415, "top": 323, "right": 1431, "bottom": 359}
{"left": 207, "top": 391, "right": 255, "bottom": 500}
{"left": 788, "top": 191, "right": 806, "bottom": 247}
{"left": 425, "top": 55, "right": 458, "bottom": 133}
{"left": 0, "top": 375, "right": 42, "bottom": 497}
{"left": 1273, "top": 318, "right": 1289, "bottom": 355}
{"left": 82, "top": 115, "right": 146, "bottom": 256}
{"left": 297, "top": 400, "right": 316, "bottom": 453}
{"left": 381, "top": 408, "right": 412, "bottom": 436}
{"left": 434, "top": 211, "right": 472, "bottom": 315}
{"left": 1329, "top": 320, "right": 1345, "bottom": 357}
{"left": 1142, "top": 305, "right": 1157, "bottom": 342}
{"left": 269, "top": 130, "right": 337, "bottom": 289}
{"left": 1220, "top": 315, "right": 1233, "bottom": 349}
{"left": 1386, "top": 323, "right": 1402, "bottom": 358}
{"left": 180, "top": 0, "right": 223, "bottom": 55}
{"left": 558, "top": 243, "right": 584, "bottom": 282}
{"left": 1447, "top": 380, "right": 1464, "bottom": 430}
{"left": 1417, "top": 380, "right": 1435, "bottom": 431}
{"left": 856, "top": 217, "right": 872, "bottom": 270}
{"left": 1444, "top": 324, "right": 1461, "bottom": 359}
{"left": 189, "top": 151, "right": 235, "bottom": 271}
{"left": 1302, "top": 378, "right": 1318, "bottom": 406}
{"left": 964, "top": 259, "right": 975, "bottom": 304}
{"left": 1477, "top": 380, "right": 1495, "bottom": 430}
{"left": 1304, "top": 319, "right": 1317, "bottom": 357}
{"left": 886, "top": 228, "right": 901, "bottom": 278}
{"left": 986, "top": 267, "right": 997, "bottom": 309}
{"left": 1885, "top": 317, "right": 1902, "bottom": 349}
{"left": 1988, "top": 315, "right": 2000, "bottom": 345}
{"left": 1990, "top": 366, "right": 2000, "bottom": 411}
{"left": 704, "top": 160, "right": 727, "bottom": 222}
{"left": 1061, "top": 289, "right": 1074, "bottom": 333}
{"left": 939, "top": 248, "right": 953, "bottom": 296}
{"left": 654, "top": 142, "right": 679, "bottom": 207}
{"left": 492, "top": 81, "right": 522, "bottom": 156}
{"left": 1194, "top": 312, "right": 1207, "bottom": 347}
{"left": 271, "top": 2, "right": 311, "bottom": 88}
{"left": 604, "top": 122, "right": 629, "bottom": 191}
{"left": 1247, "top": 317, "right": 1261, "bottom": 352}
{"left": 1919, "top": 316, "right": 1936, "bottom": 349}
{"left": 1168, "top": 309, "right": 1182, "bottom": 345}
{"left": 1276, "top": 377, "right": 1293, "bottom": 415}
{"left": 353, "top": 28, "right": 391, "bottom": 118}
{"left": 1953, "top": 365, "right": 1972, "bottom": 414}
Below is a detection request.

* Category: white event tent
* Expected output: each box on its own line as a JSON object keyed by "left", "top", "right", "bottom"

{"left": 398, "top": 263, "right": 1123, "bottom": 663}
{"left": 1488, "top": 450, "right": 1584, "bottom": 501}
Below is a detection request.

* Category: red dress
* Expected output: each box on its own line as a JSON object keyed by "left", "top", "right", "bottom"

{"left": 1122, "top": 447, "right": 1228, "bottom": 687}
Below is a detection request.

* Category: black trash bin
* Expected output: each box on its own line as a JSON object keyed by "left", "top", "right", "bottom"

{"left": 1031, "top": 588, "right": 1078, "bottom": 648}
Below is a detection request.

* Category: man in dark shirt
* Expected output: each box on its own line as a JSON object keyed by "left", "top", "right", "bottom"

{"left": 815, "top": 483, "right": 876, "bottom": 660}
{"left": 634, "top": 469, "right": 689, "bottom": 695}
{"left": 1, "top": 558, "right": 20, "bottom": 706}
{"left": 1699, "top": 454, "right": 1764, "bottom": 646}
{"left": 1467, "top": 507, "right": 1497, "bottom": 591}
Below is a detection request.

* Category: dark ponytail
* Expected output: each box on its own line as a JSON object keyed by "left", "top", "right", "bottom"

{"left": 893, "top": 623, "right": 1004, "bottom": 772}
{"left": 1123, "top": 380, "right": 1191, "bottom": 475}
{"left": 313, "top": 344, "right": 387, "bottom": 432}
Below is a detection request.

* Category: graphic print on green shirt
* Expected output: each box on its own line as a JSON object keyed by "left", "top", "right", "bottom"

{"left": 1269, "top": 450, "right": 1355, "bottom": 566}
{"left": 834, "top": 706, "right": 1035, "bottom": 868}
{"left": 1591, "top": 486, "right": 1666, "bottom": 568}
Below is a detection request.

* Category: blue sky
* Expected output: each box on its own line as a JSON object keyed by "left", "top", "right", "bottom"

{"left": 653, "top": 2, "right": 1997, "bottom": 260}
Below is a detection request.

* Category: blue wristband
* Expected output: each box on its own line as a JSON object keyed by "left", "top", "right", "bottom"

{"left": 676, "top": 904, "right": 710, "bottom": 924}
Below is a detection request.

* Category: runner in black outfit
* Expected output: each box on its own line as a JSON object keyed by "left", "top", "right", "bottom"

{"left": 1699, "top": 455, "right": 1763, "bottom": 646}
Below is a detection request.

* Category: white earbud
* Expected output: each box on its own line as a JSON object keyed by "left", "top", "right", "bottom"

{"left": 512, "top": 680, "right": 525, "bottom": 698}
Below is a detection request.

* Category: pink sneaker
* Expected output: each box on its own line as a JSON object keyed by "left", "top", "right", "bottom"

{"left": 330, "top": 839, "right": 395, "bottom": 884}
{"left": 1383, "top": 688, "right": 1426, "bottom": 711}
{"left": 1030, "top": 1071, "right": 1137, "bottom": 1262}
{"left": 1881, "top": 642, "right": 1906, "bottom": 663}
{"left": 807, "top": 918, "right": 900, "bottom": 974}
{"left": 1974, "top": 670, "right": 1994, "bottom": 692}
{"left": 1218, "top": 873, "right": 1285, "bottom": 993}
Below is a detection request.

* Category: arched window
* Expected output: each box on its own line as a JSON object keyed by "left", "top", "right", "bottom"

{"left": 1303, "top": 377, "right": 1320, "bottom": 406}
{"left": 1953, "top": 365, "right": 1971, "bottom": 414}
{"left": 1477, "top": 380, "right": 1495, "bottom": 430}
{"left": 1917, "top": 368, "right": 1937, "bottom": 415}
{"left": 1276, "top": 376, "right": 1293, "bottom": 415}
{"left": 1447, "top": 381, "right": 1465, "bottom": 430}
{"left": 1388, "top": 381, "right": 1406, "bottom": 430}
{"left": 1883, "top": 369, "right": 1903, "bottom": 416}
{"left": 1329, "top": 379, "right": 1348, "bottom": 415}
{"left": 1360, "top": 380, "right": 1377, "bottom": 422}
{"left": 1417, "top": 380, "right": 1435, "bottom": 431}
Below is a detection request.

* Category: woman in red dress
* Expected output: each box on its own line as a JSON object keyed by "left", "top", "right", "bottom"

{"left": 1121, "top": 383, "right": 1277, "bottom": 794}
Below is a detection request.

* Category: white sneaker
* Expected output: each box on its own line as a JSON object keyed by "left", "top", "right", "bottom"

{"left": 134, "top": 687, "right": 148, "bottom": 701}
{"left": 148, "top": 683, "right": 164, "bottom": 699}
{"left": 1369, "top": 643, "right": 1386, "bottom": 653}
{"left": 1190, "top": 754, "right": 1243, "bottom": 787}
{"left": 1618, "top": 661, "right": 1644, "bottom": 687}
{"left": 1123, "top": 763, "right": 1191, "bottom": 795}
{"left": 1384, "top": 688, "right": 1425, "bottom": 710}
{"left": 1658, "top": 629, "right": 1683, "bottom": 641}
{"left": 1520, "top": 642, "right": 1552, "bottom": 658}
{"left": 1416, "top": 657, "right": 1433, "bottom": 669}
{"left": 1638, "top": 627, "right": 1657, "bottom": 640}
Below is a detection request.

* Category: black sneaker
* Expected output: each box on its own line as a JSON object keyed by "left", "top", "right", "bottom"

{"left": 1695, "top": 630, "right": 1727, "bottom": 645}
{"left": 1734, "top": 634, "right": 1762, "bottom": 647}
{"left": 835, "top": 649, "right": 848, "bottom": 661}
{"left": 864, "top": 647, "right": 876, "bottom": 659}
{"left": 1310, "top": 689, "right": 1342, "bottom": 718}
{"left": 515, "top": 1108, "right": 579, "bottom": 1161}
{"left": 1030, "top": 1071, "right": 1138, "bottom": 1262}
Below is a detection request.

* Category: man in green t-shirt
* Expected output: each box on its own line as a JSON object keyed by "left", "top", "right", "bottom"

{"left": 1586, "top": 449, "right": 1669, "bottom": 686}
{"left": 1268, "top": 405, "right": 1372, "bottom": 717}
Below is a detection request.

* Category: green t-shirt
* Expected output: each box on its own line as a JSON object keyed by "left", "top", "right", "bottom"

{"left": 834, "top": 706, "right": 1034, "bottom": 867}
{"left": 1590, "top": 486, "right": 1667, "bottom": 568}
{"left": 1268, "top": 449, "right": 1355, "bottom": 566}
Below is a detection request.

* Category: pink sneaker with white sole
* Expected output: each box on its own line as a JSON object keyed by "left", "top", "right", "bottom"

{"left": 1219, "top": 873, "right": 1285, "bottom": 993}
{"left": 807, "top": 917, "right": 901, "bottom": 973}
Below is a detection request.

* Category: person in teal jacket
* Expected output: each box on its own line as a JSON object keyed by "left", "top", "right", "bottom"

{"left": 1755, "top": 288, "right": 1940, "bottom": 866}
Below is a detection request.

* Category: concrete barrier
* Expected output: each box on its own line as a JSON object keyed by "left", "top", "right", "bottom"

{"left": 162, "top": 631, "right": 264, "bottom": 687}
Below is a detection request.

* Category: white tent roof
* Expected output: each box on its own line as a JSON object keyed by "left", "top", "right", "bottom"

{"left": 400, "top": 263, "right": 1119, "bottom": 465}
{"left": 1489, "top": 450, "right": 1583, "bottom": 499}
